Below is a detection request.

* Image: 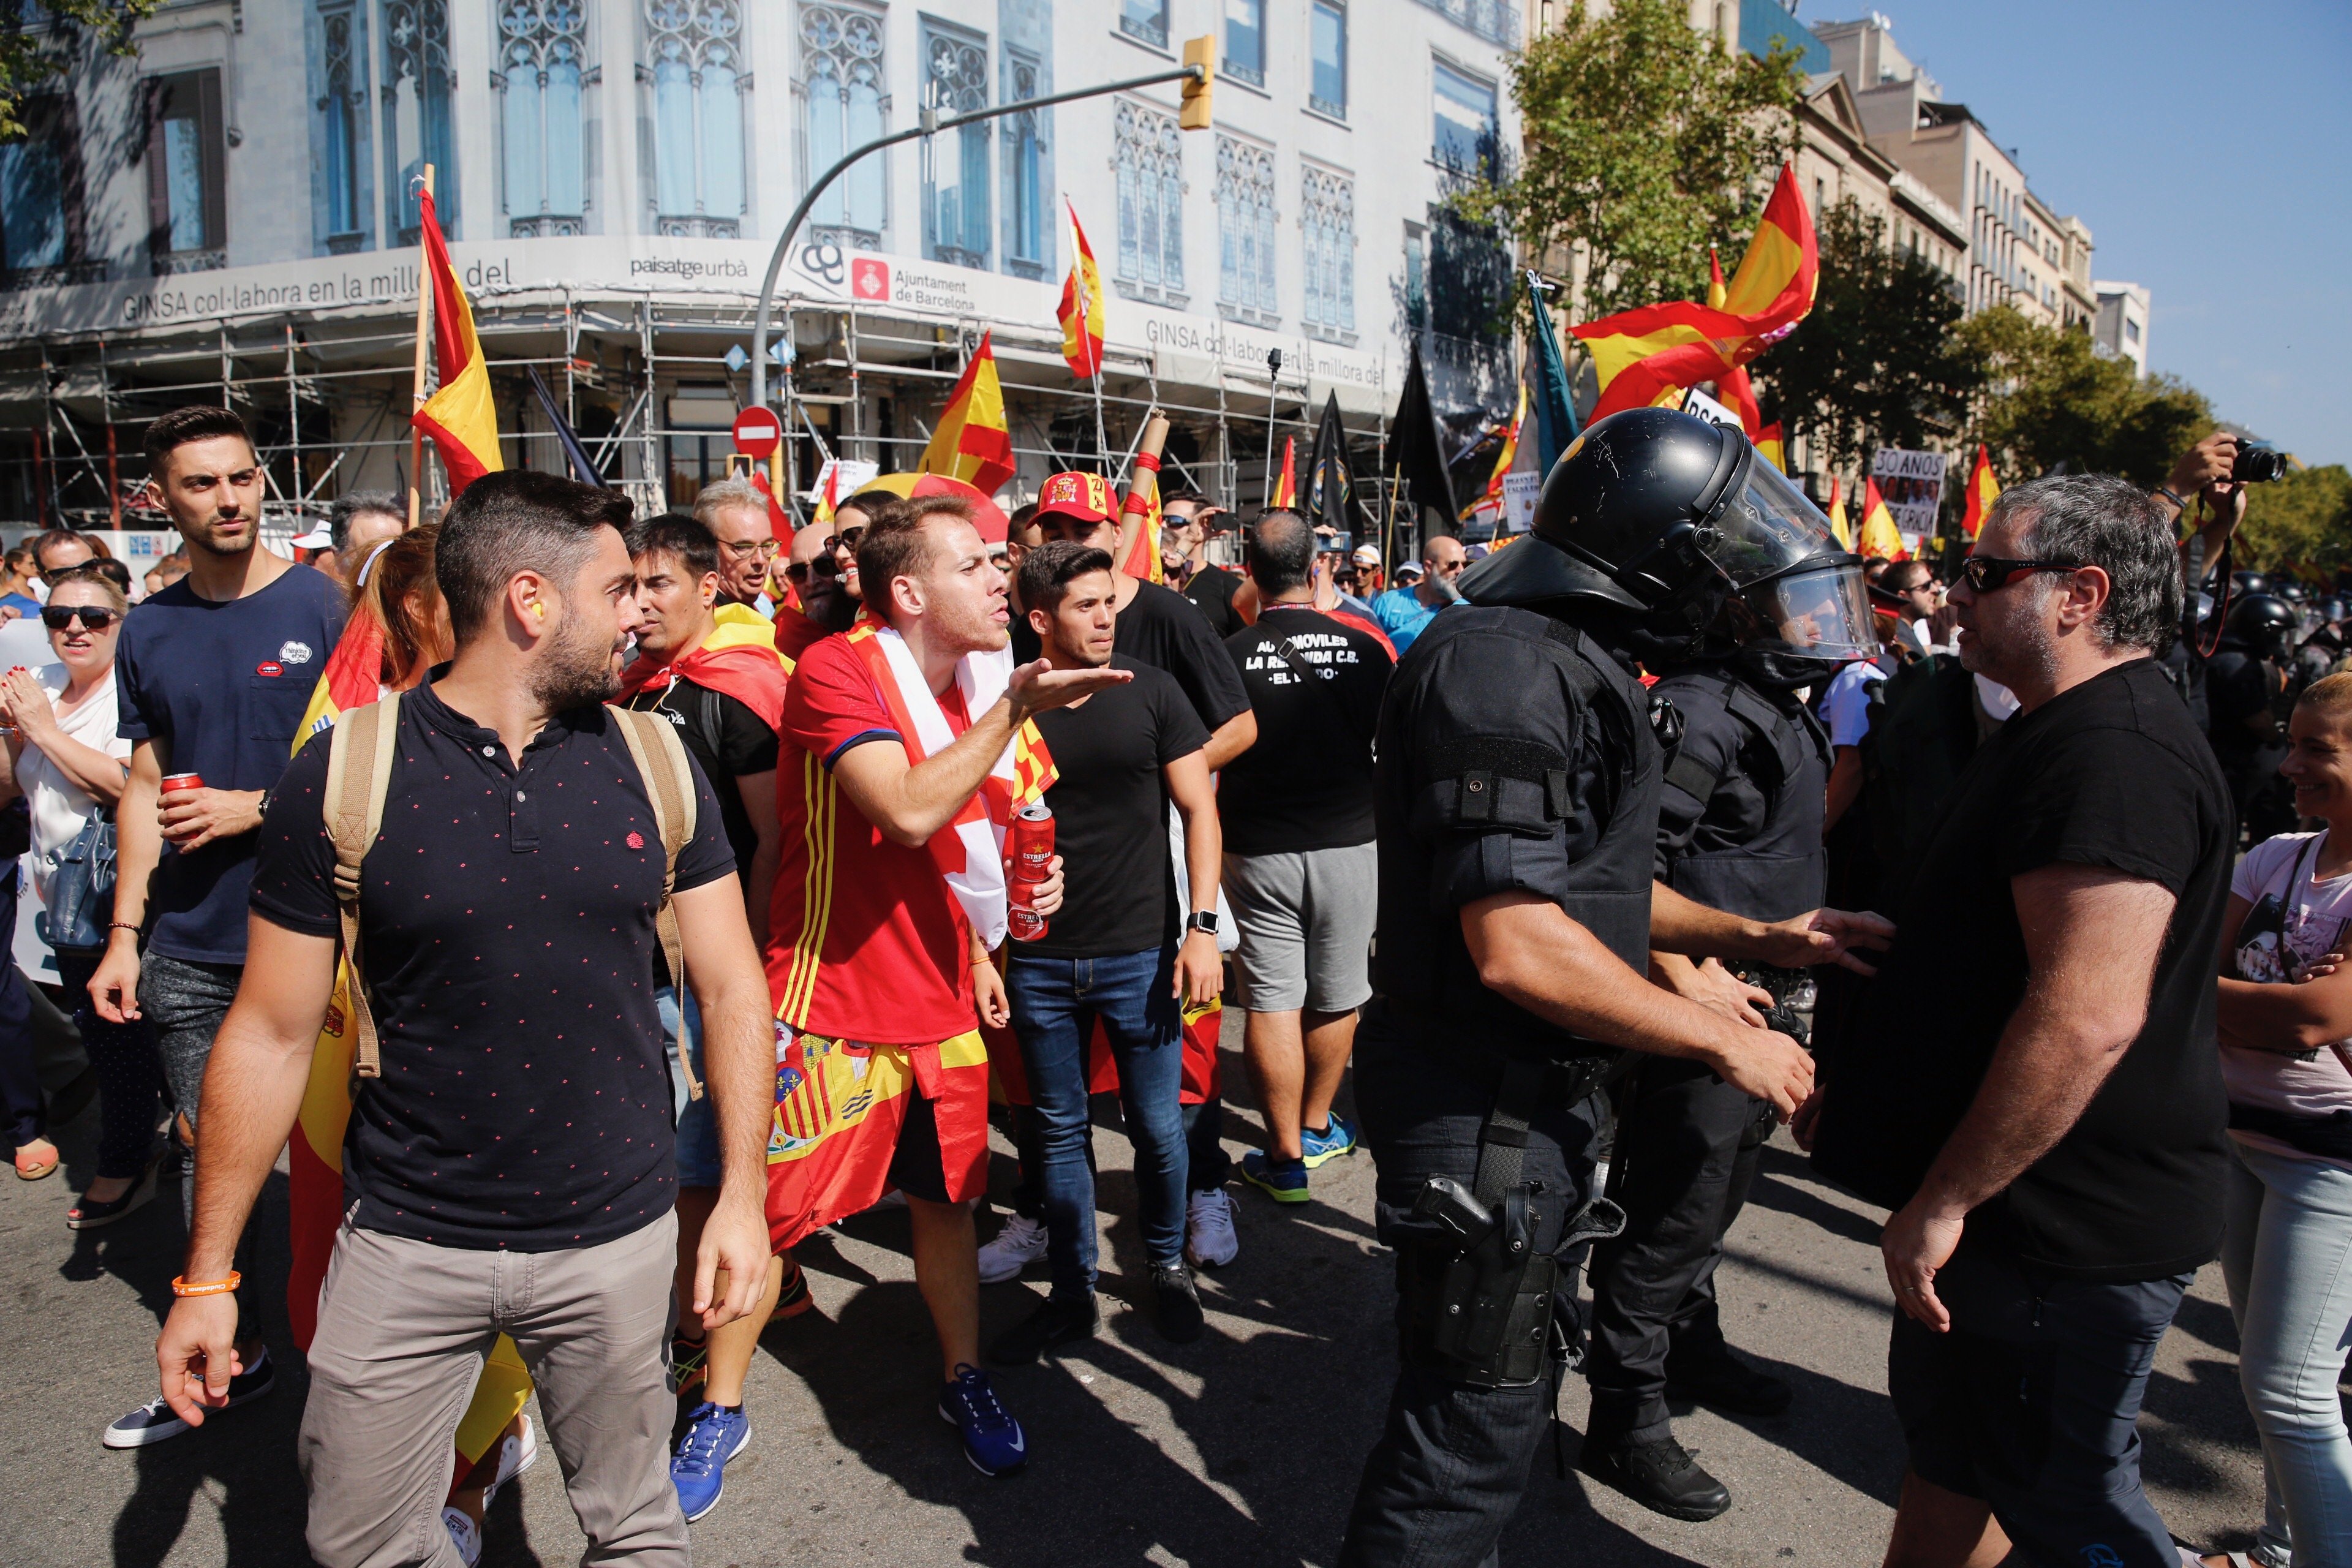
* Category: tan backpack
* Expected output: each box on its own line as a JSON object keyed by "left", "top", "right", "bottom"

{"left": 319, "top": 694, "right": 705, "bottom": 1098}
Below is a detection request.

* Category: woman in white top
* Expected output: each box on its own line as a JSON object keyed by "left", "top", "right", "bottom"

{"left": 2206, "top": 671, "right": 2352, "bottom": 1568}
{"left": 0, "top": 566, "right": 153, "bottom": 1226}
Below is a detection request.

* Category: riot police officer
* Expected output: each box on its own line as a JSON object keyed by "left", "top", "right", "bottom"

{"left": 2206, "top": 592, "right": 2299, "bottom": 843}
{"left": 1338, "top": 410, "right": 1890, "bottom": 1566}
{"left": 1580, "top": 537, "right": 1858, "bottom": 1520}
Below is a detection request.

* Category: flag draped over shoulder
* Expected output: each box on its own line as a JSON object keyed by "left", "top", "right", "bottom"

{"left": 1962, "top": 445, "right": 2000, "bottom": 541}
{"left": 1572, "top": 163, "right": 1817, "bottom": 424}
{"left": 1858, "top": 477, "right": 1907, "bottom": 560}
{"left": 616, "top": 605, "right": 796, "bottom": 723}
{"left": 1525, "top": 271, "right": 1582, "bottom": 474}
{"left": 920, "top": 331, "right": 1016, "bottom": 498}
{"left": 410, "top": 186, "right": 503, "bottom": 493}
{"left": 1057, "top": 200, "right": 1106, "bottom": 380}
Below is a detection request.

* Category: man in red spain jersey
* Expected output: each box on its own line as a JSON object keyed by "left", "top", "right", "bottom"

{"left": 766, "top": 494, "right": 1124, "bottom": 1475}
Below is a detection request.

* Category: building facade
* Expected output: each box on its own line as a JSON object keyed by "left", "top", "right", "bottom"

{"left": 2094, "top": 281, "right": 2150, "bottom": 378}
{"left": 0, "top": 0, "right": 1521, "bottom": 529}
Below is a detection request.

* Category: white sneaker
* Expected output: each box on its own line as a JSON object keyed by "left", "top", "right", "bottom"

{"left": 483, "top": 1414, "right": 537, "bottom": 1507}
{"left": 976, "top": 1213, "right": 1049, "bottom": 1283}
{"left": 1186, "top": 1188, "right": 1240, "bottom": 1268}
{"left": 443, "top": 1507, "right": 483, "bottom": 1567}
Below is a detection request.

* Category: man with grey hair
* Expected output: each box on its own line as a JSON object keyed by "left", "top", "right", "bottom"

{"left": 691, "top": 477, "right": 782, "bottom": 611}
{"left": 311, "top": 492, "right": 405, "bottom": 584}
{"left": 1807, "top": 475, "right": 2234, "bottom": 1568}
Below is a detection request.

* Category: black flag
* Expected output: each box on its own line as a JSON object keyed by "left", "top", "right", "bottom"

{"left": 1303, "top": 393, "right": 1368, "bottom": 541}
{"left": 525, "top": 364, "right": 611, "bottom": 488}
{"left": 1389, "top": 342, "right": 1455, "bottom": 555}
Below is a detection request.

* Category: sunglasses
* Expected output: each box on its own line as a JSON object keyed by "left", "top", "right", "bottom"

{"left": 41, "top": 605, "right": 120, "bottom": 631}
{"left": 826, "top": 527, "right": 866, "bottom": 554}
{"left": 784, "top": 557, "right": 840, "bottom": 584}
{"left": 1959, "top": 556, "right": 2082, "bottom": 593}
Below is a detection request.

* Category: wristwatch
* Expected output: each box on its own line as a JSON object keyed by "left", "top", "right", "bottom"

{"left": 1186, "top": 910, "right": 1219, "bottom": 937}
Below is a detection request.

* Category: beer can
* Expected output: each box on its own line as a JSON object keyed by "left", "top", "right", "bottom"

{"left": 1006, "top": 894, "right": 1048, "bottom": 944}
{"left": 1009, "top": 801, "right": 1055, "bottom": 882}
{"left": 160, "top": 772, "right": 205, "bottom": 794}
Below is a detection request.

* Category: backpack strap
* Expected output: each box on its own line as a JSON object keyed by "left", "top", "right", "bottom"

{"left": 320, "top": 694, "right": 402, "bottom": 1082}
{"left": 609, "top": 706, "right": 703, "bottom": 1101}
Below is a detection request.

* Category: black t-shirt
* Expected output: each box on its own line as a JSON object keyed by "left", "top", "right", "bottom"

{"left": 622, "top": 674, "right": 778, "bottom": 876}
{"left": 251, "top": 684, "right": 737, "bottom": 1251}
{"left": 1183, "top": 565, "right": 1245, "bottom": 639}
{"left": 1016, "top": 657, "right": 1210, "bottom": 959}
{"left": 1220, "top": 605, "right": 1392, "bottom": 854}
{"left": 1013, "top": 578, "right": 1251, "bottom": 737}
{"left": 1811, "top": 658, "right": 2233, "bottom": 1284}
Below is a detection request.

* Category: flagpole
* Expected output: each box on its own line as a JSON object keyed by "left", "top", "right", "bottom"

{"left": 1261, "top": 349, "right": 1282, "bottom": 506}
{"left": 406, "top": 164, "right": 436, "bottom": 530}
{"left": 1091, "top": 371, "right": 1109, "bottom": 476}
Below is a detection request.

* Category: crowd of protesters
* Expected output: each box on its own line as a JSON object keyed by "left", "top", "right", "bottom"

{"left": 0, "top": 401, "right": 2345, "bottom": 1568}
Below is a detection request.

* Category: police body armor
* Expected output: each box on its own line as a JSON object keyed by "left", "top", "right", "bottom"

{"left": 1654, "top": 666, "right": 1828, "bottom": 923}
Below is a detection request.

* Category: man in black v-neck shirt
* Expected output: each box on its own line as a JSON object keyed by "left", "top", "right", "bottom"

{"left": 1808, "top": 477, "right": 2232, "bottom": 1568}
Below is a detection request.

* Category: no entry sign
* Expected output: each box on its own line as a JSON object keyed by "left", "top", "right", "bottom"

{"left": 732, "top": 405, "right": 783, "bottom": 459}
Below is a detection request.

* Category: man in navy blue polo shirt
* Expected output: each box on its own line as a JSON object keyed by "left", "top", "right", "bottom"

{"left": 152, "top": 470, "right": 777, "bottom": 1566}
{"left": 91, "top": 405, "right": 347, "bottom": 1450}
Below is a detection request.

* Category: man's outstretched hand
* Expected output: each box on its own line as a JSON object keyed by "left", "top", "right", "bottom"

{"left": 1007, "top": 659, "right": 1132, "bottom": 721}
{"left": 1754, "top": 908, "right": 1896, "bottom": 975}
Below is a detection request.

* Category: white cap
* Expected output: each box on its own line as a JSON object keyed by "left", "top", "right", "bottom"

{"left": 291, "top": 525, "right": 334, "bottom": 549}
{"left": 1352, "top": 544, "right": 1381, "bottom": 567}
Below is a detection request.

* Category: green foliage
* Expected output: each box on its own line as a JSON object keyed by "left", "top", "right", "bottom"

{"left": 2236, "top": 465, "right": 2352, "bottom": 574}
{"left": 1477, "top": 0, "right": 1804, "bottom": 318}
{"left": 1758, "top": 199, "right": 1980, "bottom": 476}
{"left": 1951, "top": 306, "right": 2212, "bottom": 487}
{"left": 0, "top": 0, "right": 156, "bottom": 141}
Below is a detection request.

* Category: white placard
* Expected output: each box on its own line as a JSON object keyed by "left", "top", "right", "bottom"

{"left": 1871, "top": 448, "right": 1948, "bottom": 536}
{"left": 1680, "top": 386, "right": 1745, "bottom": 432}
{"left": 805, "top": 459, "right": 881, "bottom": 507}
{"left": 1501, "top": 470, "right": 1542, "bottom": 534}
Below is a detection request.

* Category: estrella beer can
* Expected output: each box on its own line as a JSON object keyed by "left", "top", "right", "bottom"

{"left": 160, "top": 773, "right": 205, "bottom": 794}
{"left": 1006, "top": 802, "right": 1054, "bottom": 943}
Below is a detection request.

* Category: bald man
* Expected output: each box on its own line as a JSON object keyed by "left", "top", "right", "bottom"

{"left": 1368, "top": 535, "right": 1465, "bottom": 655}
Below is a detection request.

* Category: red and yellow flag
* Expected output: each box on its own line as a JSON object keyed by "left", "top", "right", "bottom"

{"left": 1466, "top": 383, "right": 1528, "bottom": 519}
{"left": 410, "top": 186, "right": 503, "bottom": 494}
{"left": 1119, "top": 449, "right": 1167, "bottom": 584}
{"left": 1057, "top": 200, "right": 1106, "bottom": 380}
{"left": 1706, "top": 249, "right": 1764, "bottom": 437}
{"left": 1572, "top": 164, "right": 1818, "bottom": 423}
{"left": 920, "top": 330, "right": 1016, "bottom": 498}
{"left": 1961, "top": 444, "right": 2000, "bottom": 541}
{"left": 1857, "top": 477, "right": 1907, "bottom": 560}
{"left": 1755, "top": 421, "right": 1787, "bottom": 474}
{"left": 1270, "top": 437, "right": 1297, "bottom": 510}
{"left": 1826, "top": 477, "right": 1852, "bottom": 551}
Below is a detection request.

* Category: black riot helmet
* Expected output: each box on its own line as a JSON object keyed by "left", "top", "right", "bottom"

{"left": 2233, "top": 570, "right": 2274, "bottom": 598}
{"left": 2226, "top": 592, "right": 2301, "bottom": 661}
{"left": 1459, "top": 407, "right": 1872, "bottom": 671}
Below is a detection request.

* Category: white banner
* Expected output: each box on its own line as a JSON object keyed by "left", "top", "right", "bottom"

{"left": 1871, "top": 448, "right": 1948, "bottom": 537}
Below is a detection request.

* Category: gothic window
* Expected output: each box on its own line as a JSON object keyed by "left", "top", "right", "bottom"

{"left": 1001, "top": 52, "right": 1046, "bottom": 276}
{"left": 1119, "top": 0, "right": 1167, "bottom": 50}
{"left": 919, "top": 21, "right": 987, "bottom": 269}
{"left": 1114, "top": 99, "right": 1182, "bottom": 302}
{"left": 149, "top": 70, "right": 227, "bottom": 270}
{"left": 500, "top": 0, "right": 589, "bottom": 236}
{"left": 319, "top": 6, "right": 369, "bottom": 249}
{"left": 1, "top": 96, "right": 86, "bottom": 280}
{"left": 1216, "top": 135, "right": 1275, "bottom": 323}
{"left": 1300, "top": 164, "right": 1353, "bottom": 337}
{"left": 647, "top": 0, "right": 745, "bottom": 238}
{"left": 800, "top": 2, "right": 883, "bottom": 243}
{"left": 383, "top": 0, "right": 456, "bottom": 239}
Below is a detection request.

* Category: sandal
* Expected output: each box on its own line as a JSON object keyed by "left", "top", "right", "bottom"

{"left": 13, "top": 1139, "right": 58, "bottom": 1180}
{"left": 67, "top": 1164, "right": 159, "bottom": 1230}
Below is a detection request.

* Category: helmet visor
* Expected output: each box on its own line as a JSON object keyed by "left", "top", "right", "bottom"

{"left": 1737, "top": 563, "right": 1877, "bottom": 664}
{"left": 1702, "top": 455, "right": 1847, "bottom": 589}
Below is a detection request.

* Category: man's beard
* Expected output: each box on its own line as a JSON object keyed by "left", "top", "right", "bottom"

{"left": 184, "top": 516, "right": 257, "bottom": 559}
{"left": 530, "top": 606, "right": 622, "bottom": 712}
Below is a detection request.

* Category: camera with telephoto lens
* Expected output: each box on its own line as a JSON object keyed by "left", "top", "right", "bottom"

{"left": 2233, "top": 443, "right": 2289, "bottom": 484}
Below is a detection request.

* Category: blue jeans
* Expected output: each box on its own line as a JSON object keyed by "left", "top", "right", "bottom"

{"left": 1006, "top": 948, "right": 1189, "bottom": 1299}
{"left": 2222, "top": 1139, "right": 2352, "bottom": 1568}
{"left": 660, "top": 986, "right": 722, "bottom": 1189}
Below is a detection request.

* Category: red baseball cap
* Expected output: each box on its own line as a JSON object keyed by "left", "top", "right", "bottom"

{"left": 1035, "top": 470, "right": 1114, "bottom": 525}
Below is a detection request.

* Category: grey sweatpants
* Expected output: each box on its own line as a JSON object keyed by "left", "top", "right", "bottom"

{"left": 299, "top": 1212, "right": 688, "bottom": 1567}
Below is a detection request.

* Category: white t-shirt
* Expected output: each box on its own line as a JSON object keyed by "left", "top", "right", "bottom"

{"left": 20, "top": 665, "right": 129, "bottom": 902}
{"left": 1820, "top": 659, "right": 1888, "bottom": 749}
{"left": 2226, "top": 829, "right": 2352, "bottom": 1169}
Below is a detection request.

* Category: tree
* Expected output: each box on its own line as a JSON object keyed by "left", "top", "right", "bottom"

{"left": 2236, "top": 465, "right": 2352, "bottom": 575}
{"left": 1951, "top": 306, "right": 2211, "bottom": 486}
{"left": 1475, "top": 0, "right": 1804, "bottom": 318}
{"left": 1, "top": 0, "right": 159, "bottom": 140}
{"left": 1758, "top": 199, "right": 1980, "bottom": 477}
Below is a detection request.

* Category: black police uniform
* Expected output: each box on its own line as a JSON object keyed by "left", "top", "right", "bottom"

{"left": 1585, "top": 664, "right": 1827, "bottom": 1448}
{"left": 2205, "top": 635, "right": 2290, "bottom": 842}
{"left": 1338, "top": 595, "right": 1659, "bottom": 1567}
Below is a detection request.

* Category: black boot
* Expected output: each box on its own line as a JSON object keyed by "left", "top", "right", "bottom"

{"left": 986, "top": 1292, "right": 1098, "bottom": 1365}
{"left": 1577, "top": 1426, "right": 1732, "bottom": 1521}
{"left": 1665, "top": 1337, "right": 1792, "bottom": 1417}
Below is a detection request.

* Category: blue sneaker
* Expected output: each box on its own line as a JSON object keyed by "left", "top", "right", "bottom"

{"left": 1299, "top": 1113, "right": 1360, "bottom": 1169}
{"left": 671, "top": 1401, "right": 750, "bottom": 1521}
{"left": 938, "top": 1363, "right": 1028, "bottom": 1476}
{"left": 1240, "top": 1150, "right": 1310, "bottom": 1204}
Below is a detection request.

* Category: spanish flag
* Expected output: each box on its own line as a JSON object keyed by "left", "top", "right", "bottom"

{"left": 920, "top": 331, "right": 1016, "bottom": 498}
{"left": 1573, "top": 163, "right": 1817, "bottom": 423}
{"left": 1755, "top": 421, "right": 1787, "bottom": 474}
{"left": 1961, "top": 444, "right": 2000, "bottom": 542}
{"left": 1270, "top": 436, "right": 1297, "bottom": 510}
{"left": 1858, "top": 477, "right": 1907, "bottom": 561}
{"left": 1057, "top": 199, "right": 1106, "bottom": 380}
{"left": 1826, "top": 477, "right": 1852, "bottom": 551}
{"left": 1119, "top": 449, "right": 1167, "bottom": 584}
{"left": 1706, "top": 249, "right": 1763, "bottom": 437}
{"left": 1466, "top": 383, "right": 1527, "bottom": 520}
{"left": 410, "top": 186, "right": 503, "bottom": 494}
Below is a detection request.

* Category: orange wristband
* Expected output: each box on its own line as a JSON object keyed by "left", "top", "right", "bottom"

{"left": 171, "top": 1272, "right": 241, "bottom": 1298}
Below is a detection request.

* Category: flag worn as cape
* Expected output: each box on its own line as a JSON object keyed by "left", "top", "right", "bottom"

{"left": 1303, "top": 393, "right": 1368, "bottom": 540}
{"left": 1573, "top": 163, "right": 1818, "bottom": 423}
{"left": 1961, "top": 444, "right": 2000, "bottom": 541}
{"left": 1270, "top": 436, "right": 1297, "bottom": 510}
{"left": 1057, "top": 199, "right": 1106, "bottom": 380}
{"left": 615, "top": 606, "right": 795, "bottom": 728}
{"left": 919, "top": 331, "right": 1016, "bottom": 498}
{"left": 1858, "top": 477, "right": 1907, "bottom": 560}
{"left": 524, "top": 364, "right": 606, "bottom": 488}
{"left": 1390, "top": 340, "right": 1458, "bottom": 531}
{"left": 1826, "top": 477, "right": 1852, "bottom": 551}
{"left": 1525, "top": 271, "right": 1582, "bottom": 474}
{"left": 410, "top": 186, "right": 503, "bottom": 494}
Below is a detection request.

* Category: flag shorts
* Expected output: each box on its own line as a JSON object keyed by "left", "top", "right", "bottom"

{"left": 764, "top": 1027, "right": 991, "bottom": 1250}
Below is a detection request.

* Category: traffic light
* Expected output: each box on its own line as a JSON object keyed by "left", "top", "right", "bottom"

{"left": 1180, "top": 35, "right": 1214, "bottom": 130}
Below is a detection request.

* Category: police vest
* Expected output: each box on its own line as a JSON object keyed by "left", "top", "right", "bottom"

{"left": 1653, "top": 667, "right": 1830, "bottom": 922}
{"left": 1371, "top": 605, "right": 1662, "bottom": 1055}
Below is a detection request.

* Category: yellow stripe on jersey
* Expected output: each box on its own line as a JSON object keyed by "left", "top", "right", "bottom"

{"left": 780, "top": 749, "right": 838, "bottom": 1028}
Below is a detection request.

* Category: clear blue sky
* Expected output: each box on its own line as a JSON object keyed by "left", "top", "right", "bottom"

{"left": 1803, "top": 1, "right": 2350, "bottom": 468}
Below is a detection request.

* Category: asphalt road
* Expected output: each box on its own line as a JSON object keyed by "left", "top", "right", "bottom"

{"left": 1, "top": 1016, "right": 2283, "bottom": 1567}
